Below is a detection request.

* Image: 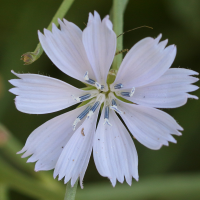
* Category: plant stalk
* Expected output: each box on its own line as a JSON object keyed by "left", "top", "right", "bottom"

{"left": 21, "top": 0, "right": 75, "bottom": 65}
{"left": 111, "top": 0, "right": 129, "bottom": 71}
{"left": 64, "top": 180, "right": 78, "bottom": 200}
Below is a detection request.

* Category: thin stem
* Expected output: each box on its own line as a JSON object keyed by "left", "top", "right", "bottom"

{"left": 21, "top": 0, "right": 75, "bottom": 65}
{"left": 76, "top": 173, "right": 200, "bottom": 200}
{"left": 0, "top": 157, "right": 64, "bottom": 200}
{"left": 64, "top": 180, "right": 78, "bottom": 200}
{"left": 111, "top": 0, "right": 129, "bottom": 70}
{"left": 0, "top": 124, "right": 63, "bottom": 190}
{"left": 0, "top": 184, "right": 8, "bottom": 200}
{"left": 0, "top": 124, "right": 35, "bottom": 175}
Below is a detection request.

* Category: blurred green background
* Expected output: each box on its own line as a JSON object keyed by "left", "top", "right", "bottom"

{"left": 0, "top": 0, "right": 200, "bottom": 199}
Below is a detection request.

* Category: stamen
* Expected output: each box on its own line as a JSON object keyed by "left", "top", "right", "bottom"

{"left": 114, "top": 83, "right": 123, "bottom": 89}
{"left": 86, "top": 79, "right": 95, "bottom": 85}
{"left": 77, "top": 106, "right": 92, "bottom": 119}
{"left": 84, "top": 71, "right": 96, "bottom": 84}
{"left": 72, "top": 94, "right": 91, "bottom": 102}
{"left": 110, "top": 99, "right": 123, "bottom": 114}
{"left": 121, "top": 87, "right": 135, "bottom": 97}
{"left": 121, "top": 92, "right": 131, "bottom": 97}
{"left": 95, "top": 82, "right": 101, "bottom": 90}
{"left": 84, "top": 71, "right": 104, "bottom": 90}
{"left": 95, "top": 82, "right": 104, "bottom": 90}
{"left": 73, "top": 106, "right": 91, "bottom": 130}
{"left": 130, "top": 87, "right": 135, "bottom": 97}
{"left": 84, "top": 71, "right": 89, "bottom": 81}
{"left": 103, "top": 106, "right": 112, "bottom": 126}
{"left": 111, "top": 99, "right": 117, "bottom": 106}
{"left": 72, "top": 118, "right": 80, "bottom": 131}
{"left": 87, "top": 101, "right": 100, "bottom": 119}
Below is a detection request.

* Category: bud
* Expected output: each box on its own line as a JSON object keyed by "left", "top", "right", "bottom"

{"left": 21, "top": 44, "right": 43, "bottom": 65}
{"left": 21, "top": 52, "right": 35, "bottom": 65}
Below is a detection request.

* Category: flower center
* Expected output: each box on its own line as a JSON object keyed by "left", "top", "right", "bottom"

{"left": 72, "top": 72, "right": 136, "bottom": 130}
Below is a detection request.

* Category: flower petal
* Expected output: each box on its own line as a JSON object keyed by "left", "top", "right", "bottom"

{"left": 9, "top": 71, "right": 98, "bottom": 114}
{"left": 117, "top": 68, "right": 199, "bottom": 108}
{"left": 82, "top": 11, "right": 116, "bottom": 87}
{"left": 116, "top": 99, "right": 182, "bottom": 150}
{"left": 38, "top": 19, "right": 96, "bottom": 83}
{"left": 17, "top": 104, "right": 90, "bottom": 171}
{"left": 112, "top": 34, "right": 177, "bottom": 89}
{"left": 93, "top": 107, "right": 138, "bottom": 186}
{"left": 53, "top": 103, "right": 100, "bottom": 188}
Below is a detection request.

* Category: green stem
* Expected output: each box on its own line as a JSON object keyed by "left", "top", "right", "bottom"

{"left": 76, "top": 173, "right": 200, "bottom": 200}
{"left": 0, "top": 157, "right": 64, "bottom": 200}
{"left": 21, "top": 0, "right": 75, "bottom": 65}
{"left": 0, "top": 184, "right": 8, "bottom": 200}
{"left": 0, "top": 124, "right": 35, "bottom": 176}
{"left": 0, "top": 124, "right": 63, "bottom": 190}
{"left": 111, "top": 0, "right": 129, "bottom": 70}
{"left": 64, "top": 180, "right": 78, "bottom": 200}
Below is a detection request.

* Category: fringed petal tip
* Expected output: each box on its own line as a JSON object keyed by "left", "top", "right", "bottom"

{"left": 87, "top": 11, "right": 111, "bottom": 27}
{"left": 11, "top": 70, "right": 16, "bottom": 75}
{"left": 155, "top": 33, "right": 162, "bottom": 43}
{"left": 16, "top": 146, "right": 27, "bottom": 155}
{"left": 94, "top": 10, "right": 101, "bottom": 20}
{"left": 8, "top": 88, "right": 14, "bottom": 94}
{"left": 52, "top": 173, "right": 56, "bottom": 180}
{"left": 16, "top": 150, "right": 24, "bottom": 155}
{"left": 188, "top": 94, "right": 199, "bottom": 100}
{"left": 109, "top": 175, "right": 139, "bottom": 187}
{"left": 110, "top": 178, "right": 116, "bottom": 187}
{"left": 57, "top": 18, "right": 69, "bottom": 26}
{"left": 102, "top": 15, "right": 113, "bottom": 30}
{"left": 10, "top": 70, "right": 21, "bottom": 79}
{"left": 34, "top": 168, "right": 40, "bottom": 172}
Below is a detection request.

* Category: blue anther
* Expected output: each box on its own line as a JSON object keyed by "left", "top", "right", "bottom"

{"left": 86, "top": 79, "right": 95, "bottom": 85}
{"left": 104, "top": 106, "right": 109, "bottom": 119}
{"left": 91, "top": 101, "right": 100, "bottom": 112}
{"left": 77, "top": 106, "right": 92, "bottom": 120}
{"left": 121, "top": 92, "right": 131, "bottom": 97}
{"left": 79, "top": 94, "right": 91, "bottom": 102}
{"left": 101, "top": 85, "right": 104, "bottom": 90}
{"left": 112, "top": 99, "right": 117, "bottom": 106}
{"left": 114, "top": 83, "right": 123, "bottom": 89}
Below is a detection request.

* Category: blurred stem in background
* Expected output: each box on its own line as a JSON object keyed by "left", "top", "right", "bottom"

{"left": 0, "top": 184, "right": 8, "bottom": 200}
{"left": 21, "top": 0, "right": 75, "bottom": 65}
{"left": 111, "top": 0, "right": 128, "bottom": 71}
{"left": 1, "top": 152, "right": 200, "bottom": 200}
{"left": 0, "top": 123, "right": 64, "bottom": 189}
{"left": 0, "top": 156, "right": 64, "bottom": 200}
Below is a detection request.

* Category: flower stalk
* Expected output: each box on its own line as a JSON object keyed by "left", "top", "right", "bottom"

{"left": 64, "top": 180, "right": 78, "bottom": 200}
{"left": 111, "top": 0, "right": 129, "bottom": 71}
{"left": 21, "top": 0, "right": 74, "bottom": 65}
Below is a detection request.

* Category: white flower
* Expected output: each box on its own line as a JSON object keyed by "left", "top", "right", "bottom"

{"left": 9, "top": 11, "right": 198, "bottom": 188}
